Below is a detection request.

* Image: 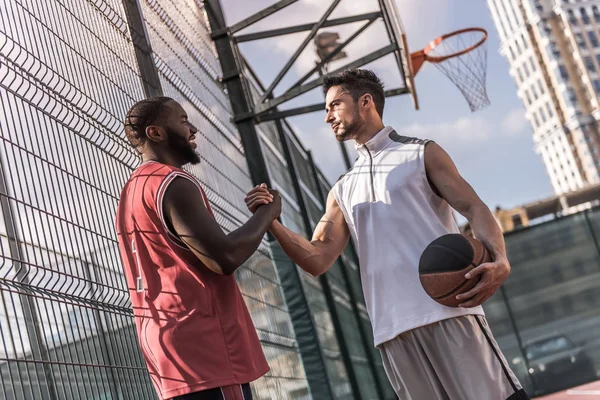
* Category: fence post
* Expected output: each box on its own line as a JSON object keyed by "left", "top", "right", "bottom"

{"left": 499, "top": 285, "right": 535, "bottom": 391}
{"left": 122, "top": 0, "right": 163, "bottom": 98}
{"left": 583, "top": 210, "right": 600, "bottom": 270}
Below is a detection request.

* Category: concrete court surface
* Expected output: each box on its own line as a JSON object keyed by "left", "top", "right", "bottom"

{"left": 534, "top": 380, "right": 600, "bottom": 399}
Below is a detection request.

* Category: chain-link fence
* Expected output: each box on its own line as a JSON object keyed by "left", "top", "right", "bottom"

{"left": 0, "top": 1, "right": 392, "bottom": 399}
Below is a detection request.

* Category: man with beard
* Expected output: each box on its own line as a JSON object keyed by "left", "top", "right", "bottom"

{"left": 116, "top": 97, "right": 279, "bottom": 400}
{"left": 245, "top": 70, "right": 529, "bottom": 399}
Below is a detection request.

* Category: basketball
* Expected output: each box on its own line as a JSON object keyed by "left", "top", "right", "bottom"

{"left": 418, "top": 234, "right": 491, "bottom": 307}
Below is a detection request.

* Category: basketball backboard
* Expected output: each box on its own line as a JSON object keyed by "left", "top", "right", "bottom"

{"left": 380, "top": 0, "right": 419, "bottom": 110}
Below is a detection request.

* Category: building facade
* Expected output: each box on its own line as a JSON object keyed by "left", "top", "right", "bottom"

{"left": 488, "top": 0, "right": 600, "bottom": 194}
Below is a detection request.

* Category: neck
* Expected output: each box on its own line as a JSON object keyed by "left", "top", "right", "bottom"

{"left": 354, "top": 120, "right": 385, "bottom": 145}
{"left": 141, "top": 149, "right": 183, "bottom": 169}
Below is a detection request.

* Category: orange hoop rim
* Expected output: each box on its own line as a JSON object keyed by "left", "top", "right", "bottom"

{"left": 423, "top": 27, "right": 488, "bottom": 63}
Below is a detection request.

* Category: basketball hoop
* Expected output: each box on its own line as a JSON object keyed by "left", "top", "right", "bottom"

{"left": 410, "top": 28, "right": 489, "bottom": 112}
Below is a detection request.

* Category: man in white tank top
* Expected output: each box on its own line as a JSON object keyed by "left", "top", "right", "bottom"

{"left": 245, "top": 69, "right": 529, "bottom": 400}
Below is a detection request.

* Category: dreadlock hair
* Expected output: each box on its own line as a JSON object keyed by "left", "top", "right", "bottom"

{"left": 124, "top": 97, "right": 174, "bottom": 149}
{"left": 322, "top": 69, "right": 385, "bottom": 118}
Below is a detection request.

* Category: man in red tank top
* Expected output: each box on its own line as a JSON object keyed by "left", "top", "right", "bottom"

{"left": 115, "top": 97, "right": 279, "bottom": 400}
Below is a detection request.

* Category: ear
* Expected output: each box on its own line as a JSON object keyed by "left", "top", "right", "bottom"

{"left": 145, "top": 125, "right": 164, "bottom": 143}
{"left": 361, "top": 93, "right": 373, "bottom": 108}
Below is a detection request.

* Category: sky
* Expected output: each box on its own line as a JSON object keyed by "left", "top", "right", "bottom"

{"left": 220, "top": 0, "right": 556, "bottom": 211}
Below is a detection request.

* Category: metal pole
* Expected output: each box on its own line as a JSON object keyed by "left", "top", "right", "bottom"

{"left": 583, "top": 210, "right": 600, "bottom": 270}
{"left": 204, "top": 0, "right": 272, "bottom": 187}
{"left": 122, "top": 0, "right": 163, "bottom": 98}
{"left": 499, "top": 285, "right": 535, "bottom": 391}
{"left": 235, "top": 12, "right": 382, "bottom": 42}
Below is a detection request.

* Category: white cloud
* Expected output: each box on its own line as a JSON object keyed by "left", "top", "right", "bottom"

{"left": 399, "top": 116, "right": 491, "bottom": 144}
{"left": 501, "top": 108, "right": 529, "bottom": 136}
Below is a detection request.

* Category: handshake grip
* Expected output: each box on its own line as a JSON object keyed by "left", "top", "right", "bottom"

{"left": 244, "top": 184, "right": 281, "bottom": 218}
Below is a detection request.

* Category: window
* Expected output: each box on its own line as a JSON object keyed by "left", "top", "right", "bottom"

{"left": 563, "top": 90, "right": 573, "bottom": 105}
{"left": 509, "top": 45, "right": 516, "bottom": 60}
{"left": 525, "top": 89, "right": 532, "bottom": 105}
{"left": 530, "top": 56, "right": 537, "bottom": 72}
{"left": 538, "top": 21, "right": 550, "bottom": 36}
{"left": 515, "top": 39, "right": 522, "bottom": 54}
{"left": 581, "top": 8, "right": 590, "bottom": 24}
{"left": 521, "top": 34, "right": 528, "bottom": 48}
{"left": 538, "top": 79, "right": 545, "bottom": 95}
{"left": 517, "top": 67, "right": 524, "bottom": 83}
{"left": 593, "top": 6, "right": 600, "bottom": 22}
{"left": 559, "top": 65, "right": 569, "bottom": 80}
{"left": 540, "top": 107, "right": 547, "bottom": 123}
{"left": 588, "top": 31, "right": 599, "bottom": 47}
{"left": 524, "top": 62, "right": 531, "bottom": 77}
{"left": 575, "top": 33, "right": 585, "bottom": 47}
{"left": 533, "top": 112, "right": 541, "bottom": 128}
{"left": 585, "top": 56, "right": 596, "bottom": 72}
{"left": 568, "top": 9, "right": 578, "bottom": 25}
{"left": 532, "top": 84, "right": 539, "bottom": 100}
{"left": 568, "top": 88, "right": 577, "bottom": 103}
{"left": 593, "top": 80, "right": 600, "bottom": 93}
{"left": 549, "top": 42, "right": 560, "bottom": 58}
{"left": 546, "top": 102, "right": 554, "bottom": 118}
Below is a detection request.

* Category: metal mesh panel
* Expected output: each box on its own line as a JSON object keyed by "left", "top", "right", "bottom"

{"left": 359, "top": 317, "right": 395, "bottom": 399}
{"left": 484, "top": 210, "right": 600, "bottom": 396}
{"left": 259, "top": 138, "right": 297, "bottom": 205}
{"left": 328, "top": 271, "right": 380, "bottom": 400}
{"left": 287, "top": 133, "right": 319, "bottom": 196}
{"left": 0, "top": 0, "right": 150, "bottom": 398}
{"left": 300, "top": 273, "right": 353, "bottom": 400}
{"left": 137, "top": 2, "right": 309, "bottom": 398}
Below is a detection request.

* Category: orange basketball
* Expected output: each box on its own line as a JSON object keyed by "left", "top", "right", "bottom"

{"left": 418, "top": 234, "right": 491, "bottom": 307}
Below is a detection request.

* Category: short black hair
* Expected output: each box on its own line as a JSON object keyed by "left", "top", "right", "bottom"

{"left": 124, "top": 97, "right": 174, "bottom": 148}
{"left": 323, "top": 69, "right": 385, "bottom": 117}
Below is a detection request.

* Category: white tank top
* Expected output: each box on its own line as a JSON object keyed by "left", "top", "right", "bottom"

{"left": 332, "top": 126, "right": 484, "bottom": 346}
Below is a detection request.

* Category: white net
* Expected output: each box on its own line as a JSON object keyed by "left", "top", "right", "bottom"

{"left": 426, "top": 29, "right": 490, "bottom": 112}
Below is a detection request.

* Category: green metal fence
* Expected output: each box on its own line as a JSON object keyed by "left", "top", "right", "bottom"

{"left": 484, "top": 208, "right": 600, "bottom": 397}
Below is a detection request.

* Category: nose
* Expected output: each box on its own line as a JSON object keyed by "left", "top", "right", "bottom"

{"left": 325, "top": 110, "right": 334, "bottom": 124}
{"left": 189, "top": 123, "right": 198, "bottom": 134}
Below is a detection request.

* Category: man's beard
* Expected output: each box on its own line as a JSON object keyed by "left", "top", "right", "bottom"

{"left": 166, "top": 128, "right": 200, "bottom": 165}
{"left": 335, "top": 113, "right": 363, "bottom": 142}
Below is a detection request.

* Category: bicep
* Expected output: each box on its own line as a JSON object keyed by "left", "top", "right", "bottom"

{"left": 162, "top": 177, "right": 230, "bottom": 274}
{"left": 311, "top": 190, "right": 350, "bottom": 256}
{"left": 424, "top": 142, "right": 483, "bottom": 216}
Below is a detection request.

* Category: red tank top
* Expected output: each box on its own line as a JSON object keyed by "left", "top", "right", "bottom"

{"left": 115, "top": 162, "right": 269, "bottom": 399}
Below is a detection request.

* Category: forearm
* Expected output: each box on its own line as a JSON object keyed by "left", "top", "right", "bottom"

{"left": 269, "top": 220, "right": 328, "bottom": 276}
{"left": 467, "top": 204, "right": 507, "bottom": 261}
{"left": 224, "top": 207, "right": 277, "bottom": 271}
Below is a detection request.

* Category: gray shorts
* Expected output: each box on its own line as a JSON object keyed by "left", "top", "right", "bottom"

{"left": 378, "top": 315, "right": 530, "bottom": 400}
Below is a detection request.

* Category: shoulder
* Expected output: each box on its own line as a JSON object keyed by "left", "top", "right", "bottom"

{"left": 388, "top": 130, "right": 431, "bottom": 146}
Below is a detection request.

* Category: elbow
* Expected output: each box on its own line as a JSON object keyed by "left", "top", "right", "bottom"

{"left": 461, "top": 202, "right": 486, "bottom": 223}
{"left": 219, "top": 257, "right": 241, "bottom": 275}
{"left": 301, "top": 261, "right": 330, "bottom": 277}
